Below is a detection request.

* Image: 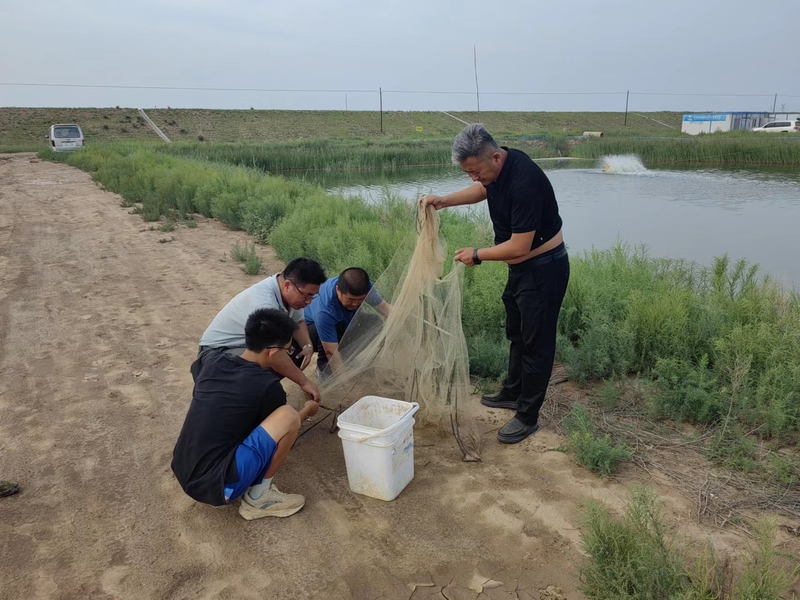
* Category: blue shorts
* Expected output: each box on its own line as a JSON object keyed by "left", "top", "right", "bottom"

{"left": 223, "top": 425, "right": 278, "bottom": 503}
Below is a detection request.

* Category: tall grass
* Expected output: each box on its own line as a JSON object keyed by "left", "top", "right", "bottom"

{"left": 580, "top": 487, "right": 799, "bottom": 600}
{"left": 579, "top": 487, "right": 688, "bottom": 599}
{"left": 559, "top": 246, "right": 800, "bottom": 441}
{"left": 570, "top": 135, "right": 800, "bottom": 167}
{"left": 157, "top": 138, "right": 562, "bottom": 174}
{"left": 562, "top": 403, "right": 631, "bottom": 476}
{"left": 159, "top": 139, "right": 454, "bottom": 172}
{"left": 41, "top": 144, "right": 800, "bottom": 443}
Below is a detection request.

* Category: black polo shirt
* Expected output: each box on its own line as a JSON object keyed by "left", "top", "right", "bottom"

{"left": 484, "top": 148, "right": 563, "bottom": 250}
{"left": 171, "top": 350, "right": 286, "bottom": 506}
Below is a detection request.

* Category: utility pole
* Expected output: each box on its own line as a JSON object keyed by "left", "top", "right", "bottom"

{"left": 772, "top": 93, "right": 777, "bottom": 113}
{"left": 624, "top": 90, "right": 630, "bottom": 126}
{"left": 379, "top": 87, "right": 383, "bottom": 133}
{"left": 473, "top": 45, "right": 481, "bottom": 112}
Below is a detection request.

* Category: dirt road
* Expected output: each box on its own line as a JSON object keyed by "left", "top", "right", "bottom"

{"left": 0, "top": 153, "right": 752, "bottom": 599}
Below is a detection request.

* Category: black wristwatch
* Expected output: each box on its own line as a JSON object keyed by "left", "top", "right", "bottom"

{"left": 473, "top": 248, "right": 482, "bottom": 265}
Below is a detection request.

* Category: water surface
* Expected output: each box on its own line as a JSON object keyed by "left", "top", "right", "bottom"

{"left": 301, "top": 157, "right": 800, "bottom": 287}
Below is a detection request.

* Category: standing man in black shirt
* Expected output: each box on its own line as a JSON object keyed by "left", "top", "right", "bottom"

{"left": 172, "top": 308, "right": 319, "bottom": 520}
{"left": 422, "top": 124, "right": 570, "bottom": 444}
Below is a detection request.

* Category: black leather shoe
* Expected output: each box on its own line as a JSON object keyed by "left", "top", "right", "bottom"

{"left": 480, "top": 389, "right": 518, "bottom": 410}
{"left": 0, "top": 481, "right": 20, "bottom": 497}
{"left": 497, "top": 417, "right": 539, "bottom": 444}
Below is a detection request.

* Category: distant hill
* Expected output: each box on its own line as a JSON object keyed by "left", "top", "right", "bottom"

{"left": 0, "top": 107, "right": 684, "bottom": 150}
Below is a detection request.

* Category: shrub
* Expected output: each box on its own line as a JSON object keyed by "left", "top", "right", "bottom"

{"left": 652, "top": 356, "right": 723, "bottom": 425}
{"left": 579, "top": 486, "right": 687, "bottom": 599}
{"left": 468, "top": 332, "right": 508, "bottom": 379}
{"left": 231, "top": 241, "right": 256, "bottom": 263}
{"left": 581, "top": 490, "right": 800, "bottom": 600}
{"left": 734, "top": 518, "right": 799, "bottom": 600}
{"left": 242, "top": 253, "right": 262, "bottom": 275}
{"left": 562, "top": 403, "right": 631, "bottom": 476}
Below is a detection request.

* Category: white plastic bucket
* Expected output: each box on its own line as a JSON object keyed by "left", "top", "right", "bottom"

{"left": 337, "top": 396, "right": 420, "bottom": 501}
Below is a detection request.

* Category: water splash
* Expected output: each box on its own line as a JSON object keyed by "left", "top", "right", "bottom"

{"left": 601, "top": 155, "right": 647, "bottom": 174}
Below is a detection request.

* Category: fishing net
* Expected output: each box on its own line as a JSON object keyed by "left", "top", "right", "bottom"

{"left": 319, "top": 204, "right": 481, "bottom": 461}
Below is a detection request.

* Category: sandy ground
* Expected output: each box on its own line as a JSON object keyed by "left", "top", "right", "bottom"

{"left": 0, "top": 153, "right": 788, "bottom": 600}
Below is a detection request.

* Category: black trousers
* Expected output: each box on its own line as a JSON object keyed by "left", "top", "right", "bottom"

{"left": 501, "top": 252, "right": 570, "bottom": 426}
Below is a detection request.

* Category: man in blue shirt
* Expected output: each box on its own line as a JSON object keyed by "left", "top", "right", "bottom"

{"left": 304, "top": 267, "right": 391, "bottom": 377}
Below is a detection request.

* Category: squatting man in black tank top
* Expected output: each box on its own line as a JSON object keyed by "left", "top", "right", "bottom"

{"left": 421, "top": 124, "right": 570, "bottom": 444}
{"left": 172, "top": 308, "right": 320, "bottom": 520}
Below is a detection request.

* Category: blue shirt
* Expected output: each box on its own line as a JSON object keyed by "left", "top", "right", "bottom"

{"left": 304, "top": 276, "right": 382, "bottom": 343}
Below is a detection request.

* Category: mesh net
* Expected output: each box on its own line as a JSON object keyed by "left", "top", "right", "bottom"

{"left": 319, "top": 204, "right": 481, "bottom": 461}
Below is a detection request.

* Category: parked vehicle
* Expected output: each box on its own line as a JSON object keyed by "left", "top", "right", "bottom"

{"left": 49, "top": 124, "right": 85, "bottom": 151}
{"left": 752, "top": 120, "right": 800, "bottom": 133}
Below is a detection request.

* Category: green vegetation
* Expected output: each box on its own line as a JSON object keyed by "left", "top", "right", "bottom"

{"left": 157, "top": 219, "right": 176, "bottom": 232}
{"left": 242, "top": 253, "right": 262, "bottom": 275}
{"left": 1, "top": 107, "right": 685, "bottom": 150}
{"left": 160, "top": 139, "right": 457, "bottom": 172}
{"left": 579, "top": 487, "right": 687, "bottom": 599}
{"left": 231, "top": 241, "right": 256, "bottom": 262}
{"left": 230, "top": 242, "right": 263, "bottom": 275}
{"left": 579, "top": 487, "right": 799, "bottom": 600}
{"left": 8, "top": 107, "right": 799, "bottom": 168}
{"left": 558, "top": 247, "right": 800, "bottom": 443}
{"left": 562, "top": 403, "right": 631, "bottom": 476}
{"left": 40, "top": 144, "right": 800, "bottom": 458}
{"left": 571, "top": 134, "right": 800, "bottom": 167}
{"left": 734, "top": 519, "right": 800, "bottom": 600}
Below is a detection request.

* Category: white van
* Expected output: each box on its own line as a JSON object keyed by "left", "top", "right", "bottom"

{"left": 49, "top": 124, "right": 85, "bottom": 152}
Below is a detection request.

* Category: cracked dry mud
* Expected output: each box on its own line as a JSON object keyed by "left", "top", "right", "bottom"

{"left": 0, "top": 154, "right": 779, "bottom": 599}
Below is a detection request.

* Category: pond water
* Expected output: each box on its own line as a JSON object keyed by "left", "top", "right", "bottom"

{"left": 297, "top": 156, "right": 800, "bottom": 288}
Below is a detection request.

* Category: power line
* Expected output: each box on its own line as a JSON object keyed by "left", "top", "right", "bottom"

{"left": 0, "top": 82, "right": 376, "bottom": 93}
{"left": 630, "top": 92, "right": 776, "bottom": 97}
{"left": 1, "top": 81, "right": 796, "bottom": 101}
{"left": 383, "top": 90, "right": 626, "bottom": 95}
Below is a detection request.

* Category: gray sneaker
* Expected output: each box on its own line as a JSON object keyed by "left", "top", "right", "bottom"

{"left": 238, "top": 483, "right": 305, "bottom": 520}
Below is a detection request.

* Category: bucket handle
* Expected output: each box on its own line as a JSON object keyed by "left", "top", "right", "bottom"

{"left": 348, "top": 402, "right": 420, "bottom": 443}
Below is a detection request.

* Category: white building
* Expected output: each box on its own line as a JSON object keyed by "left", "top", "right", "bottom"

{"left": 681, "top": 112, "right": 765, "bottom": 135}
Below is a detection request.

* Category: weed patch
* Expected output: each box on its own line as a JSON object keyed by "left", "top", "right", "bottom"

{"left": 579, "top": 488, "right": 800, "bottom": 599}
{"left": 230, "top": 241, "right": 256, "bottom": 263}
{"left": 242, "top": 253, "right": 262, "bottom": 275}
{"left": 562, "top": 403, "right": 631, "bottom": 476}
{"left": 579, "top": 486, "right": 687, "bottom": 599}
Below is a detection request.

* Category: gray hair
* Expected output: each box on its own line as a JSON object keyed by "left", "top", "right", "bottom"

{"left": 451, "top": 123, "right": 499, "bottom": 164}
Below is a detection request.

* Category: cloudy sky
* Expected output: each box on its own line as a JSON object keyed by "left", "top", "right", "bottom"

{"left": 2, "top": 0, "right": 799, "bottom": 112}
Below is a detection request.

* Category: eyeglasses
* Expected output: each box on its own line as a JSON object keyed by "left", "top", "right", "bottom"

{"left": 287, "top": 279, "right": 317, "bottom": 301}
{"left": 265, "top": 344, "right": 295, "bottom": 356}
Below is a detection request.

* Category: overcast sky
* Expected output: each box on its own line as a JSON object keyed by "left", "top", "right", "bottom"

{"left": 2, "top": 0, "right": 799, "bottom": 112}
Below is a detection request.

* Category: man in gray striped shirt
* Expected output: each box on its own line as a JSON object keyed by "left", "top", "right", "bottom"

{"left": 199, "top": 257, "right": 327, "bottom": 402}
